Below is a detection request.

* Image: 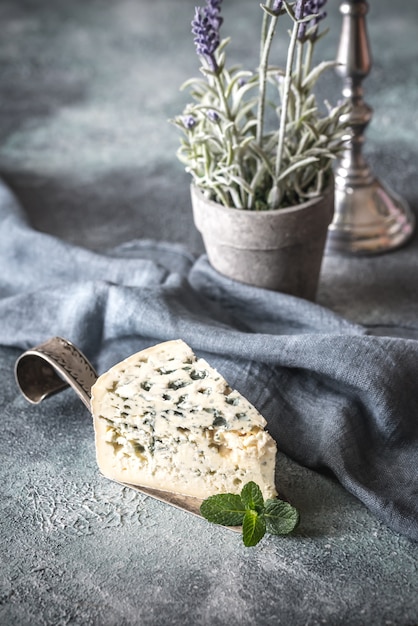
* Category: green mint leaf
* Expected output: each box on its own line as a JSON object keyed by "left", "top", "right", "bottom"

{"left": 242, "top": 510, "right": 266, "bottom": 547}
{"left": 264, "top": 498, "right": 300, "bottom": 535}
{"left": 240, "top": 481, "right": 264, "bottom": 513}
{"left": 200, "top": 493, "right": 246, "bottom": 526}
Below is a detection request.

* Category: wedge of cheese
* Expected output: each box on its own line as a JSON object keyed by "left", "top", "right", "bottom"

{"left": 91, "top": 340, "right": 277, "bottom": 500}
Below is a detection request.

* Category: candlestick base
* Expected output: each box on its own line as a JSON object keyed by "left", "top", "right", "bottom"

{"left": 326, "top": 177, "right": 415, "bottom": 255}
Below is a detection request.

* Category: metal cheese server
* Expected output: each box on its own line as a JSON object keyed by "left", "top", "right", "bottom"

{"left": 15, "top": 336, "right": 237, "bottom": 527}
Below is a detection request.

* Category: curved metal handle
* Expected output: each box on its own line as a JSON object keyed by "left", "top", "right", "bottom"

{"left": 15, "top": 336, "right": 98, "bottom": 410}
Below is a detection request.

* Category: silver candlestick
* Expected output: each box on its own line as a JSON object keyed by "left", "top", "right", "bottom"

{"left": 327, "top": 0, "right": 415, "bottom": 255}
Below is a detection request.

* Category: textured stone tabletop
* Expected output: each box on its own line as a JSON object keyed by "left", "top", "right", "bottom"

{"left": 1, "top": 1, "right": 418, "bottom": 625}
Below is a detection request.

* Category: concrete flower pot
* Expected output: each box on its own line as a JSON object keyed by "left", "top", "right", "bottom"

{"left": 191, "top": 183, "right": 334, "bottom": 301}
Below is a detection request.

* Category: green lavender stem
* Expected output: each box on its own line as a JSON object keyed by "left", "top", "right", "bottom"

{"left": 275, "top": 18, "right": 299, "bottom": 188}
{"left": 303, "top": 38, "right": 314, "bottom": 81}
{"left": 259, "top": 3, "right": 270, "bottom": 55}
{"left": 211, "top": 69, "right": 246, "bottom": 206}
{"left": 295, "top": 40, "right": 304, "bottom": 121}
{"left": 256, "top": 7, "right": 278, "bottom": 146}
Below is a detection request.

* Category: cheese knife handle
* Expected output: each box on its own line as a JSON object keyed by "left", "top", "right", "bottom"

{"left": 15, "top": 336, "right": 97, "bottom": 411}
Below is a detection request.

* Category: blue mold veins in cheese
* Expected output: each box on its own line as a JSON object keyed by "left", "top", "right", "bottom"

{"left": 91, "top": 340, "right": 277, "bottom": 499}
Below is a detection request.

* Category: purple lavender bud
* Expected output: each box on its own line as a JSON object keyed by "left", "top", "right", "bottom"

{"left": 191, "top": 0, "right": 223, "bottom": 72}
{"left": 310, "top": 0, "right": 327, "bottom": 26}
{"left": 294, "top": 0, "right": 305, "bottom": 20}
{"left": 271, "top": 0, "right": 284, "bottom": 14}
{"left": 297, "top": 23, "right": 306, "bottom": 41}
{"left": 206, "top": 0, "right": 223, "bottom": 30}
{"left": 207, "top": 109, "right": 220, "bottom": 123}
{"left": 295, "top": 0, "right": 327, "bottom": 41}
{"left": 294, "top": 0, "right": 306, "bottom": 39}
{"left": 182, "top": 115, "right": 197, "bottom": 130}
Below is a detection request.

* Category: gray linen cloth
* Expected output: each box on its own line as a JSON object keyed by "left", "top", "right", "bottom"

{"left": 1, "top": 181, "right": 417, "bottom": 541}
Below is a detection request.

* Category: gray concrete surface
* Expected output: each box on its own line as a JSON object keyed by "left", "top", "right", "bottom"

{"left": 1, "top": 1, "right": 418, "bottom": 624}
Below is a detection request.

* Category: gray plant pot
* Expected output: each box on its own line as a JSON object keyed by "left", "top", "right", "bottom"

{"left": 191, "top": 183, "right": 334, "bottom": 301}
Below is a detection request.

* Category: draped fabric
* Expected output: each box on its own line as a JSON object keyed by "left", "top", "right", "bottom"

{"left": 1, "top": 181, "right": 417, "bottom": 541}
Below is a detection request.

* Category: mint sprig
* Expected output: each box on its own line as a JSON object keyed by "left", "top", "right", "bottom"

{"left": 200, "top": 481, "right": 299, "bottom": 547}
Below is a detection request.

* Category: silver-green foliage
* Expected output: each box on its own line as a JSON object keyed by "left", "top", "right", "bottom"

{"left": 172, "top": 1, "right": 350, "bottom": 210}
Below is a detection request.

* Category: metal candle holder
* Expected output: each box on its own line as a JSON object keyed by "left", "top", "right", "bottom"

{"left": 327, "top": 0, "right": 415, "bottom": 255}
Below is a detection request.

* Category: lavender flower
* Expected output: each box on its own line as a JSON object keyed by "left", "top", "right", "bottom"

{"left": 207, "top": 109, "right": 220, "bottom": 123}
{"left": 295, "top": 0, "right": 327, "bottom": 41}
{"left": 271, "top": 0, "right": 284, "bottom": 14}
{"left": 205, "top": 0, "right": 223, "bottom": 30}
{"left": 309, "top": 0, "right": 327, "bottom": 25}
{"left": 192, "top": 0, "right": 223, "bottom": 72}
{"left": 182, "top": 114, "right": 197, "bottom": 130}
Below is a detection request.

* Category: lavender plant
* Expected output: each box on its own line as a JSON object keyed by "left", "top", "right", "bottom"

{"left": 172, "top": 0, "right": 349, "bottom": 211}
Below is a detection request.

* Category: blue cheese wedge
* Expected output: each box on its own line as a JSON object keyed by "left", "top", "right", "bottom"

{"left": 91, "top": 340, "right": 277, "bottom": 499}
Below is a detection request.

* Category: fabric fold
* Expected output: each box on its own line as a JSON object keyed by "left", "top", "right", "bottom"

{"left": 1, "top": 180, "right": 417, "bottom": 541}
